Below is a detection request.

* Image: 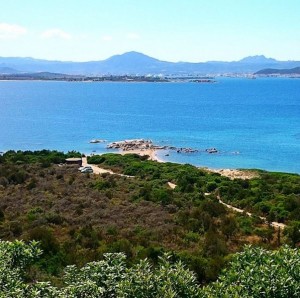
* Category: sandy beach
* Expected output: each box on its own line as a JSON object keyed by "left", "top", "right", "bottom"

{"left": 205, "top": 168, "right": 259, "bottom": 180}
{"left": 115, "top": 149, "right": 259, "bottom": 180}
{"left": 118, "top": 148, "right": 164, "bottom": 162}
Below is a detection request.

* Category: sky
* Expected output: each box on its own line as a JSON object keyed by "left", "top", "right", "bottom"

{"left": 0, "top": 0, "right": 299, "bottom": 62}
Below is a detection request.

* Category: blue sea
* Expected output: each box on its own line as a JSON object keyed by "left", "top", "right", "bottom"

{"left": 1, "top": 78, "right": 300, "bottom": 173}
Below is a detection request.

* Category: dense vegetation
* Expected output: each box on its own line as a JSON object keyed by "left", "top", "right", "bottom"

{"left": 1, "top": 240, "right": 300, "bottom": 297}
{"left": 0, "top": 149, "right": 81, "bottom": 168}
{"left": 1, "top": 150, "right": 300, "bottom": 291}
{"left": 88, "top": 153, "right": 300, "bottom": 222}
{"left": 88, "top": 153, "right": 300, "bottom": 242}
{"left": 218, "top": 171, "right": 300, "bottom": 222}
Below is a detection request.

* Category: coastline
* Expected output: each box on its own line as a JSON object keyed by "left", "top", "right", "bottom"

{"left": 92, "top": 148, "right": 260, "bottom": 180}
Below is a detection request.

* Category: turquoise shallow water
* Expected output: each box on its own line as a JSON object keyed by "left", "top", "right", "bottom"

{"left": 1, "top": 78, "right": 300, "bottom": 173}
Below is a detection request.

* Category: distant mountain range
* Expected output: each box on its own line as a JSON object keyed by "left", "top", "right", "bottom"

{"left": 0, "top": 51, "right": 300, "bottom": 75}
{"left": 255, "top": 66, "right": 300, "bottom": 75}
{"left": 0, "top": 66, "right": 20, "bottom": 74}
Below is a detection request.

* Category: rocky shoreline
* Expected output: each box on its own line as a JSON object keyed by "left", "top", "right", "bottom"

{"left": 106, "top": 139, "right": 216, "bottom": 154}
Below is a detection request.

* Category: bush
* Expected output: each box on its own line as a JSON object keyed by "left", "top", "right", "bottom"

{"left": 0, "top": 240, "right": 200, "bottom": 297}
{"left": 87, "top": 155, "right": 105, "bottom": 164}
{"left": 2, "top": 150, "right": 81, "bottom": 165}
{"left": 1, "top": 240, "right": 300, "bottom": 297}
{"left": 28, "top": 227, "right": 59, "bottom": 255}
{"left": 202, "top": 245, "right": 300, "bottom": 297}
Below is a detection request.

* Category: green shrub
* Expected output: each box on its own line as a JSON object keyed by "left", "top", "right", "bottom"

{"left": 1, "top": 240, "right": 300, "bottom": 297}
{"left": 0, "top": 241, "right": 201, "bottom": 297}
{"left": 202, "top": 245, "right": 300, "bottom": 297}
{"left": 87, "top": 155, "right": 105, "bottom": 164}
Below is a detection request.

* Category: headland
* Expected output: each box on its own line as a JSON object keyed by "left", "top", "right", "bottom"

{"left": 101, "top": 139, "right": 258, "bottom": 179}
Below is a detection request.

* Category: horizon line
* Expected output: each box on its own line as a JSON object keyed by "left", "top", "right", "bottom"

{"left": 0, "top": 51, "right": 298, "bottom": 64}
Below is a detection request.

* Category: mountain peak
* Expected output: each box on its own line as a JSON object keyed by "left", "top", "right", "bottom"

{"left": 107, "top": 51, "right": 160, "bottom": 63}
{"left": 120, "top": 51, "right": 148, "bottom": 57}
{"left": 239, "top": 55, "right": 277, "bottom": 63}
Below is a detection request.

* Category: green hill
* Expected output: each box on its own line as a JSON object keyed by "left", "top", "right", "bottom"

{"left": 255, "top": 66, "right": 300, "bottom": 75}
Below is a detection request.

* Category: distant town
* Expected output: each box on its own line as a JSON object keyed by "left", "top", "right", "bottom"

{"left": 0, "top": 72, "right": 299, "bottom": 82}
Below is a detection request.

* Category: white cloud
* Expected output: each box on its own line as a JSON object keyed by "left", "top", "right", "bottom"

{"left": 41, "top": 29, "right": 71, "bottom": 40}
{"left": 127, "top": 33, "right": 140, "bottom": 40}
{"left": 102, "top": 35, "right": 113, "bottom": 41}
{"left": 0, "top": 23, "right": 27, "bottom": 39}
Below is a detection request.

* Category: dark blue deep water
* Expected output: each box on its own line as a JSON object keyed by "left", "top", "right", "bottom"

{"left": 1, "top": 78, "right": 300, "bottom": 173}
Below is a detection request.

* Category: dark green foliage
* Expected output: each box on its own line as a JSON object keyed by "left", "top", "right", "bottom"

{"left": 0, "top": 150, "right": 80, "bottom": 186}
{"left": 45, "top": 212, "right": 64, "bottom": 225}
{"left": 218, "top": 170, "right": 300, "bottom": 223}
{"left": 1, "top": 149, "right": 81, "bottom": 165}
{"left": 28, "top": 227, "right": 59, "bottom": 255}
{"left": 27, "top": 227, "right": 64, "bottom": 275}
{"left": 201, "top": 199, "right": 226, "bottom": 217}
{"left": 27, "top": 207, "right": 44, "bottom": 221}
{"left": 87, "top": 155, "right": 105, "bottom": 164}
{"left": 284, "top": 221, "right": 300, "bottom": 247}
{"left": 92, "top": 179, "right": 111, "bottom": 190}
{"left": 221, "top": 215, "right": 238, "bottom": 240}
{"left": 203, "top": 228, "right": 227, "bottom": 257}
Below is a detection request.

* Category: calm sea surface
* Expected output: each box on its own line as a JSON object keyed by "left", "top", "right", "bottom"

{"left": 1, "top": 78, "right": 300, "bottom": 173}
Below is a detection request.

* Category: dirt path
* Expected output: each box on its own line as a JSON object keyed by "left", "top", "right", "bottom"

{"left": 81, "top": 157, "right": 134, "bottom": 178}
{"left": 217, "top": 195, "right": 286, "bottom": 229}
{"left": 167, "top": 179, "right": 285, "bottom": 230}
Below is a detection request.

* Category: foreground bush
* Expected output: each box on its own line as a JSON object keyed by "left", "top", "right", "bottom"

{"left": 203, "top": 245, "right": 300, "bottom": 298}
{"left": 0, "top": 240, "right": 200, "bottom": 297}
{"left": 1, "top": 240, "right": 300, "bottom": 297}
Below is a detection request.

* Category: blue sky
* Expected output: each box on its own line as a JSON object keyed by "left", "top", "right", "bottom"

{"left": 0, "top": 0, "right": 299, "bottom": 62}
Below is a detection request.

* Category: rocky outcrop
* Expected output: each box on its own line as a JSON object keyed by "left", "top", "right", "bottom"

{"left": 107, "top": 139, "right": 199, "bottom": 153}
{"left": 205, "top": 148, "right": 218, "bottom": 154}
{"left": 176, "top": 147, "right": 199, "bottom": 153}
{"left": 89, "top": 139, "right": 106, "bottom": 143}
{"left": 107, "top": 139, "right": 220, "bottom": 155}
{"left": 107, "top": 139, "right": 156, "bottom": 151}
